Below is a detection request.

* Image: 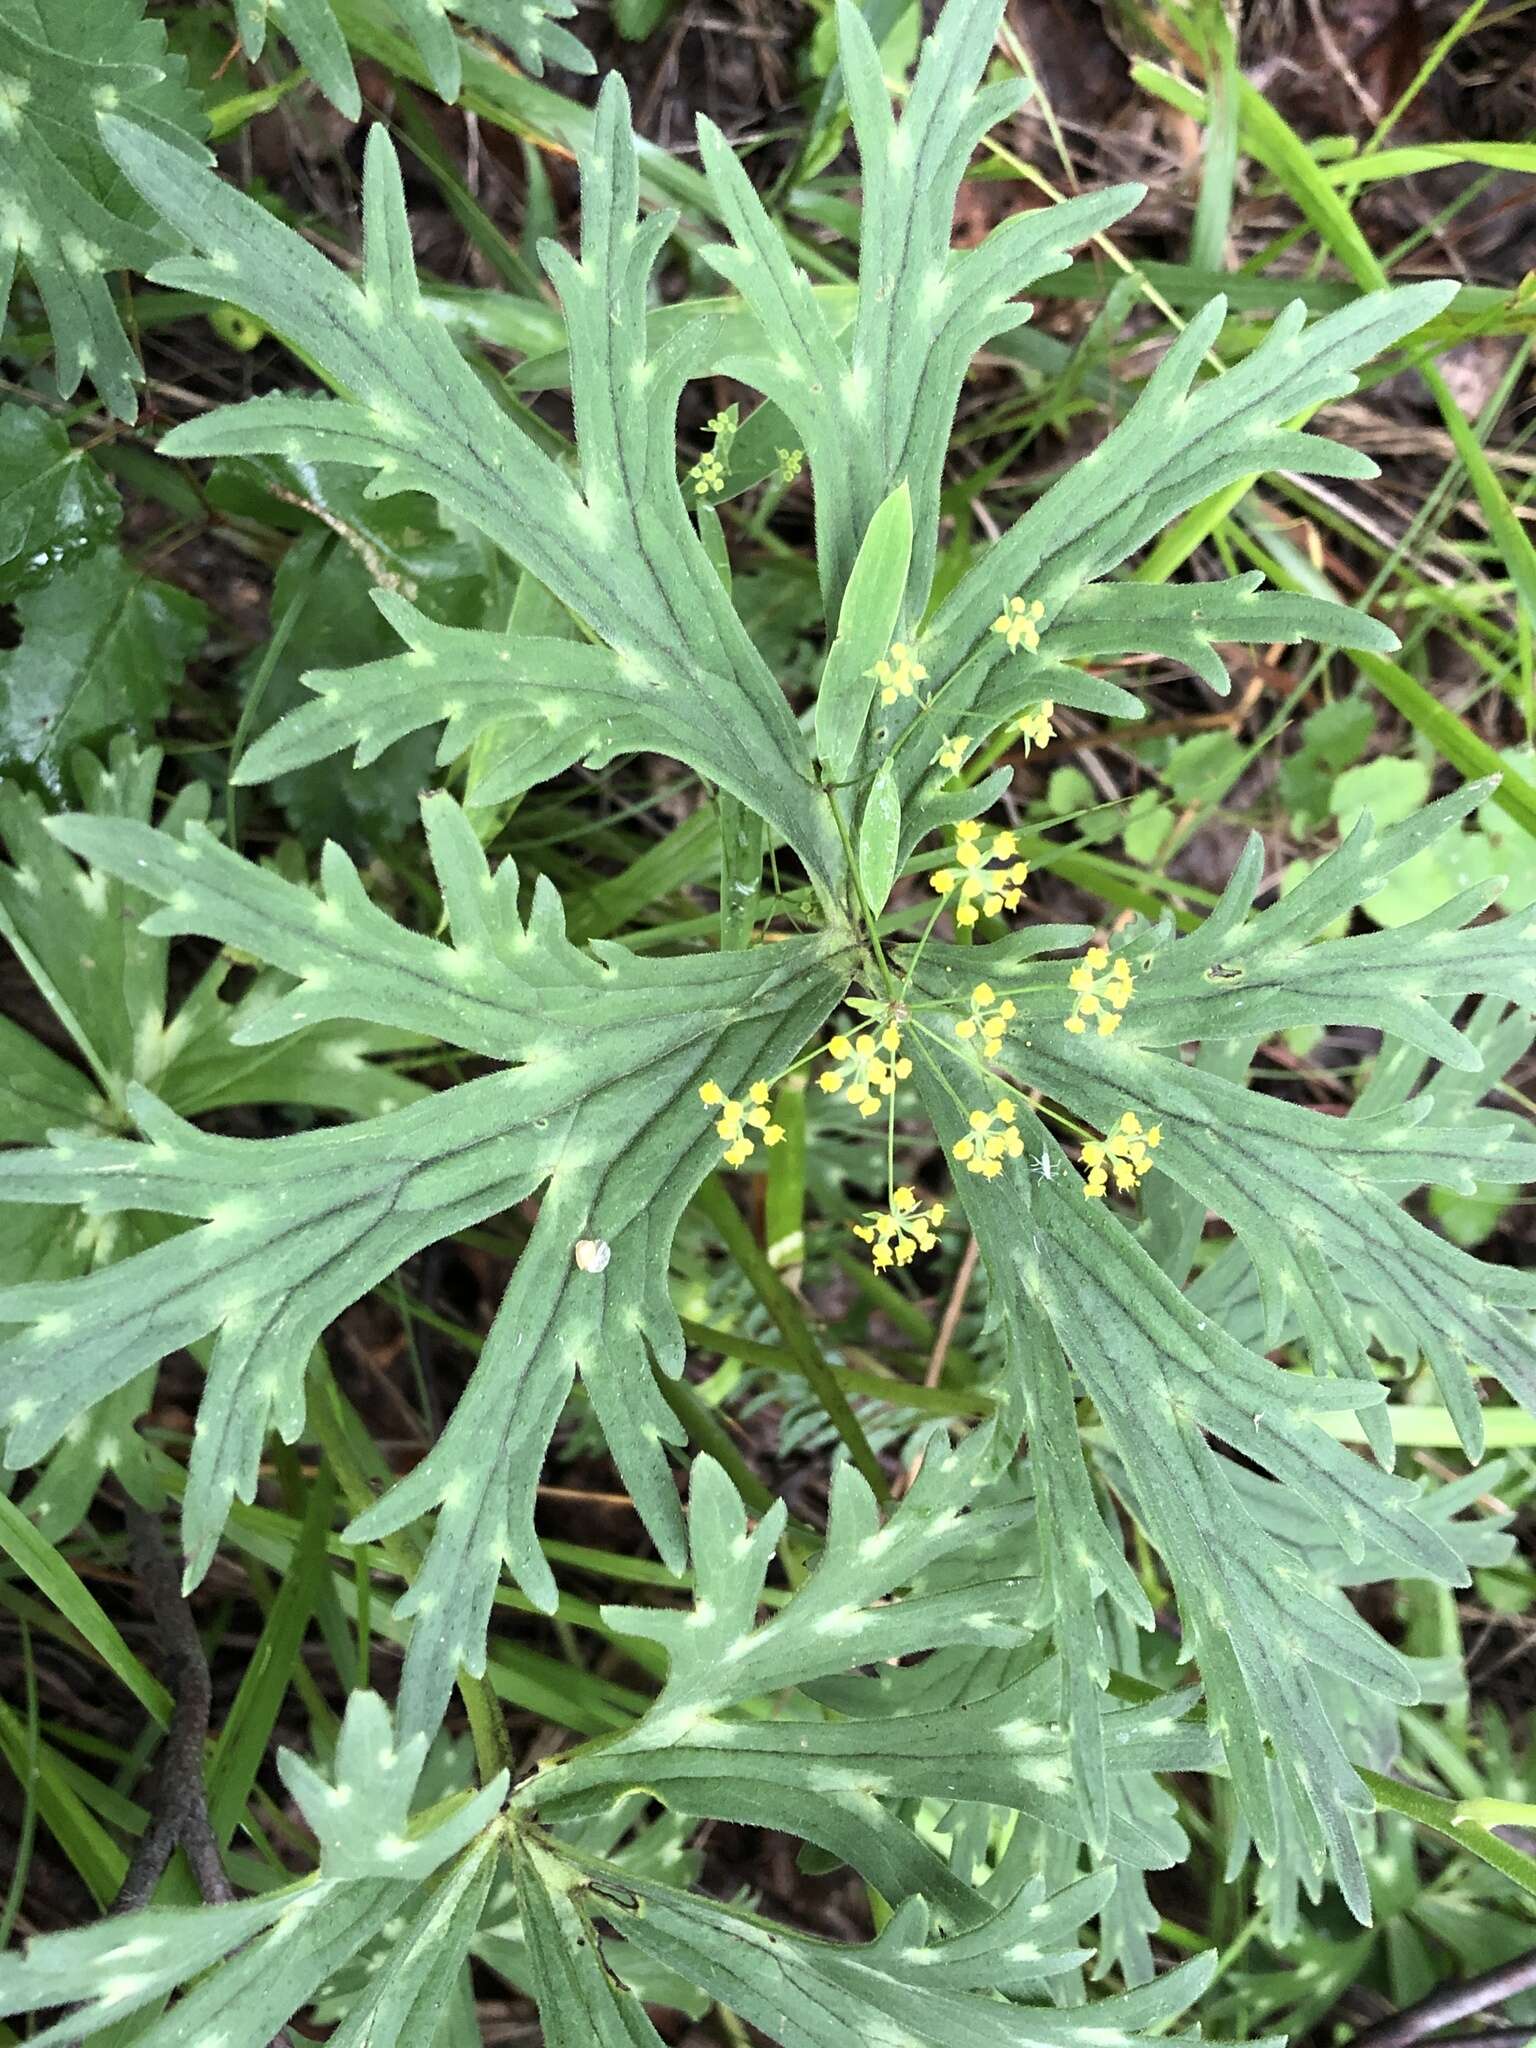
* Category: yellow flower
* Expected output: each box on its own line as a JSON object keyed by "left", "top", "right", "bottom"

{"left": 776, "top": 447, "right": 804, "bottom": 484}
{"left": 1081, "top": 1110, "right": 1162, "bottom": 1200}
{"left": 869, "top": 643, "right": 928, "bottom": 707}
{"left": 699, "top": 1078, "right": 785, "bottom": 1165}
{"left": 954, "top": 980, "right": 1016, "bottom": 1055}
{"left": 816, "top": 1027, "right": 912, "bottom": 1117}
{"left": 934, "top": 733, "right": 972, "bottom": 774}
{"left": 690, "top": 451, "right": 726, "bottom": 497}
{"left": 852, "top": 1186, "right": 946, "bottom": 1271}
{"left": 952, "top": 1097, "right": 1025, "bottom": 1179}
{"left": 991, "top": 595, "right": 1046, "bottom": 655}
{"left": 1011, "top": 700, "right": 1055, "bottom": 752}
{"left": 930, "top": 819, "right": 1029, "bottom": 928}
{"left": 1064, "top": 946, "right": 1134, "bottom": 1037}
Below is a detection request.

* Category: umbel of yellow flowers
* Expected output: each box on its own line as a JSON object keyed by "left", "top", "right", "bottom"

{"left": 698, "top": 1080, "right": 784, "bottom": 1167}
{"left": 955, "top": 981, "right": 1015, "bottom": 1055}
{"left": 992, "top": 594, "right": 1045, "bottom": 654}
{"left": 1065, "top": 947, "right": 1134, "bottom": 1036}
{"left": 1082, "top": 1112, "right": 1162, "bottom": 1199}
{"left": 870, "top": 643, "right": 927, "bottom": 706}
{"left": 931, "top": 821, "right": 1030, "bottom": 929}
{"left": 953, "top": 1098, "right": 1025, "bottom": 1179}
{"left": 852, "top": 1186, "right": 946, "bottom": 1270}
{"left": 817, "top": 1026, "right": 912, "bottom": 1117}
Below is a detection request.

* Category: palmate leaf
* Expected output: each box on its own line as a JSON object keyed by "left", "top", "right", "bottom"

{"left": 230, "top": 0, "right": 590, "bottom": 118}
{"left": 99, "top": 98, "right": 846, "bottom": 899}
{"left": 0, "top": 739, "right": 421, "bottom": 1531}
{"left": 233, "top": 588, "right": 808, "bottom": 811}
{"left": 0, "top": 0, "right": 205, "bottom": 420}
{"left": 902, "top": 783, "right": 1535, "bottom": 1912}
{"left": 695, "top": 0, "right": 1142, "bottom": 618}
{"left": 527, "top": 1445, "right": 1214, "bottom": 1925}
{"left": 0, "top": 793, "right": 853, "bottom": 1734}
{"left": 881, "top": 280, "right": 1456, "bottom": 818}
{"left": 0, "top": 1691, "right": 506, "bottom": 2048}
{"left": 520, "top": 1830, "right": 1229, "bottom": 2048}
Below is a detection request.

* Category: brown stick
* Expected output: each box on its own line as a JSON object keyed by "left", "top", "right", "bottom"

{"left": 1348, "top": 1950, "right": 1536, "bottom": 2048}
{"left": 112, "top": 1505, "right": 231, "bottom": 1913}
{"left": 110, "top": 1507, "right": 297, "bottom": 2048}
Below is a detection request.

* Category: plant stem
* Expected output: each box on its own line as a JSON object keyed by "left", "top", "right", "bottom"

{"left": 693, "top": 1177, "right": 891, "bottom": 1502}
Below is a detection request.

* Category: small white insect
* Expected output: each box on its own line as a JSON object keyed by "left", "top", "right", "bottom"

{"left": 574, "top": 1238, "right": 611, "bottom": 1274}
{"left": 1032, "top": 1147, "right": 1056, "bottom": 1183}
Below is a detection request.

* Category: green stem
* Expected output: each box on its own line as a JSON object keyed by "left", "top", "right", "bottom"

{"left": 680, "top": 1317, "right": 989, "bottom": 1413}
{"left": 693, "top": 1178, "right": 892, "bottom": 1502}
{"left": 650, "top": 1365, "right": 775, "bottom": 1518}
{"left": 1359, "top": 1768, "right": 1536, "bottom": 1904}
{"left": 823, "top": 779, "right": 896, "bottom": 996}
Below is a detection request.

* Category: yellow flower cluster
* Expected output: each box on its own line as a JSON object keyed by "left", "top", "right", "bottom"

{"left": 776, "top": 447, "right": 804, "bottom": 484}
{"left": 992, "top": 595, "right": 1045, "bottom": 654}
{"left": 852, "top": 1186, "right": 946, "bottom": 1271}
{"left": 1081, "top": 1111, "right": 1161, "bottom": 1200}
{"left": 817, "top": 1026, "right": 911, "bottom": 1118}
{"left": 698, "top": 1079, "right": 784, "bottom": 1168}
{"left": 953, "top": 1098, "right": 1025, "bottom": 1179}
{"left": 931, "top": 820, "right": 1029, "bottom": 929}
{"left": 1012, "top": 700, "right": 1055, "bottom": 752}
{"left": 689, "top": 409, "right": 738, "bottom": 498}
{"left": 869, "top": 642, "right": 928, "bottom": 706}
{"left": 954, "top": 981, "right": 1015, "bottom": 1056}
{"left": 1065, "top": 946, "right": 1134, "bottom": 1037}
{"left": 934, "top": 733, "right": 972, "bottom": 774}
{"left": 689, "top": 451, "right": 725, "bottom": 497}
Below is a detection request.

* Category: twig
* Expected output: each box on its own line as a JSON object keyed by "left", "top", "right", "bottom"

{"left": 113, "top": 1505, "right": 232, "bottom": 1912}
{"left": 1348, "top": 1950, "right": 1536, "bottom": 2048}
{"left": 100, "top": 1511, "right": 296, "bottom": 2048}
{"left": 1420, "top": 2032, "right": 1536, "bottom": 2048}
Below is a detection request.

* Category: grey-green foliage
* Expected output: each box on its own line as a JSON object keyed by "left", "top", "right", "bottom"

{"left": 0, "top": 1487, "right": 1229, "bottom": 2048}
{"left": 0, "top": 1690, "right": 507, "bottom": 2048}
{"left": 0, "top": 0, "right": 1531, "bottom": 2036}
{"left": 231, "top": 0, "right": 591, "bottom": 119}
{"left": 2, "top": 792, "right": 848, "bottom": 1728}
{"left": 0, "top": 0, "right": 205, "bottom": 419}
{"left": 0, "top": 0, "right": 586, "bottom": 420}
{"left": 0, "top": 737, "right": 422, "bottom": 1535}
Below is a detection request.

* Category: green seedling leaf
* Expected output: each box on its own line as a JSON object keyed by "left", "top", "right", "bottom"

{"left": 856, "top": 755, "right": 902, "bottom": 915}
{"left": 815, "top": 480, "right": 914, "bottom": 779}
{"left": 229, "top": 0, "right": 590, "bottom": 115}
